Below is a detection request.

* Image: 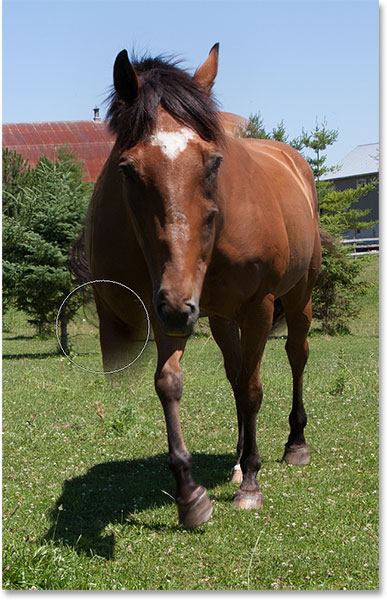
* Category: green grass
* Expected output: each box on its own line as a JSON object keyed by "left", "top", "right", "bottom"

{"left": 2, "top": 256, "right": 379, "bottom": 590}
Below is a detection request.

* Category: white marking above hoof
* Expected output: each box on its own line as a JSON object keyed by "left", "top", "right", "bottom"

{"left": 231, "top": 464, "right": 243, "bottom": 484}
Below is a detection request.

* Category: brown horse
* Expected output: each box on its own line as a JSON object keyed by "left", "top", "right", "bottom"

{"left": 82, "top": 44, "right": 321, "bottom": 528}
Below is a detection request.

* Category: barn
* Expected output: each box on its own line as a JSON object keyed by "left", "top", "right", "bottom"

{"left": 2, "top": 109, "right": 115, "bottom": 182}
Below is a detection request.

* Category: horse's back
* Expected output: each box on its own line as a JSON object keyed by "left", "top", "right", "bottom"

{"left": 219, "top": 112, "right": 247, "bottom": 136}
{"left": 229, "top": 137, "right": 320, "bottom": 255}
{"left": 237, "top": 138, "right": 318, "bottom": 219}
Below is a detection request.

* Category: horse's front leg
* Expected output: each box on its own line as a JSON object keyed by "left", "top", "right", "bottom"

{"left": 154, "top": 327, "right": 212, "bottom": 528}
{"left": 232, "top": 294, "right": 274, "bottom": 510}
{"left": 209, "top": 315, "right": 243, "bottom": 483}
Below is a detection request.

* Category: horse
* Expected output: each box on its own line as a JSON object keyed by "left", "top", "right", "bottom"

{"left": 80, "top": 44, "right": 322, "bottom": 528}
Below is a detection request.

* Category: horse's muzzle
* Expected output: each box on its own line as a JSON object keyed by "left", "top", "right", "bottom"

{"left": 155, "top": 289, "right": 199, "bottom": 337}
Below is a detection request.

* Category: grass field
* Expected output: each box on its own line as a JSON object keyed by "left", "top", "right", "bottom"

{"left": 2, "top": 256, "right": 379, "bottom": 590}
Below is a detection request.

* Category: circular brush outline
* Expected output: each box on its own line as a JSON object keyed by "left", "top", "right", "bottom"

{"left": 55, "top": 279, "right": 150, "bottom": 374}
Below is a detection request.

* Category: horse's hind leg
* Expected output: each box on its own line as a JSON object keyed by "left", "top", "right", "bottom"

{"left": 209, "top": 315, "right": 243, "bottom": 483}
{"left": 280, "top": 285, "right": 314, "bottom": 465}
{"left": 153, "top": 323, "right": 212, "bottom": 529}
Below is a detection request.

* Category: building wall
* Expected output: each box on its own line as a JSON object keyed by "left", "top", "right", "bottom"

{"left": 330, "top": 173, "right": 379, "bottom": 239}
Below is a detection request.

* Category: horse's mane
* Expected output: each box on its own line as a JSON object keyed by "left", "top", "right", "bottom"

{"left": 106, "top": 54, "right": 224, "bottom": 148}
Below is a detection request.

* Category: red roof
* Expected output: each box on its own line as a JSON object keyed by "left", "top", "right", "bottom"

{"left": 2, "top": 120, "right": 115, "bottom": 181}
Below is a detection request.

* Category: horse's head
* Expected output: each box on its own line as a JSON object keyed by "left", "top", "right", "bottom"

{"left": 107, "top": 46, "right": 224, "bottom": 336}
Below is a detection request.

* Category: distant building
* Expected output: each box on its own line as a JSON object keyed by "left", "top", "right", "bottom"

{"left": 2, "top": 109, "right": 115, "bottom": 182}
{"left": 321, "top": 143, "right": 379, "bottom": 239}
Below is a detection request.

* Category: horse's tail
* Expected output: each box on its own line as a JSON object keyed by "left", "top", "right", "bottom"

{"left": 319, "top": 227, "right": 340, "bottom": 255}
{"left": 68, "top": 226, "right": 91, "bottom": 286}
{"left": 271, "top": 298, "right": 286, "bottom": 331}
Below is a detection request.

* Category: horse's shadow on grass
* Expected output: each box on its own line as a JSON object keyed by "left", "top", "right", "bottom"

{"left": 3, "top": 351, "right": 58, "bottom": 360}
{"left": 2, "top": 334, "right": 36, "bottom": 341}
{"left": 43, "top": 452, "right": 235, "bottom": 559}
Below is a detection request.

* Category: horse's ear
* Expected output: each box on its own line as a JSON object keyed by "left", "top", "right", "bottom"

{"left": 193, "top": 43, "right": 219, "bottom": 94}
{"left": 113, "top": 49, "right": 140, "bottom": 104}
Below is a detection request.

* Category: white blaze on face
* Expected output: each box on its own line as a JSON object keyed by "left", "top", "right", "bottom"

{"left": 150, "top": 127, "right": 196, "bottom": 246}
{"left": 150, "top": 127, "right": 196, "bottom": 161}
{"left": 170, "top": 210, "right": 190, "bottom": 243}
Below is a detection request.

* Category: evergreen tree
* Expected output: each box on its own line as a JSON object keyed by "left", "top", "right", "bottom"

{"left": 237, "top": 112, "right": 299, "bottom": 146}
{"left": 2, "top": 148, "right": 91, "bottom": 348}
{"left": 237, "top": 112, "right": 270, "bottom": 139}
{"left": 298, "top": 119, "right": 339, "bottom": 182}
{"left": 318, "top": 179, "right": 377, "bottom": 237}
{"left": 297, "top": 118, "right": 377, "bottom": 225}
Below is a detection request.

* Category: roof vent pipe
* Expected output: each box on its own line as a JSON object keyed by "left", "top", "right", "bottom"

{"left": 93, "top": 106, "right": 101, "bottom": 122}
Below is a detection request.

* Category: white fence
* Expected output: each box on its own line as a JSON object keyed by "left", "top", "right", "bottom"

{"left": 342, "top": 237, "right": 379, "bottom": 257}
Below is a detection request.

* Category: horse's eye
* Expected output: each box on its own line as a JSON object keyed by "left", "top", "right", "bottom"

{"left": 204, "top": 209, "right": 218, "bottom": 227}
{"left": 213, "top": 155, "right": 223, "bottom": 169}
{"left": 118, "top": 159, "right": 138, "bottom": 180}
{"left": 206, "top": 155, "right": 223, "bottom": 178}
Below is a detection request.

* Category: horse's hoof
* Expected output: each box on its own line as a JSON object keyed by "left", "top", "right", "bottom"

{"left": 282, "top": 444, "right": 310, "bottom": 465}
{"left": 232, "top": 490, "right": 264, "bottom": 510}
{"left": 177, "top": 487, "right": 213, "bottom": 529}
{"left": 231, "top": 464, "right": 243, "bottom": 484}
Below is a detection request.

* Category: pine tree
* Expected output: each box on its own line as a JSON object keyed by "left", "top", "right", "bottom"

{"left": 237, "top": 112, "right": 270, "bottom": 139}
{"left": 2, "top": 148, "right": 91, "bottom": 349}
{"left": 237, "top": 111, "right": 305, "bottom": 147}
{"left": 299, "top": 119, "right": 339, "bottom": 183}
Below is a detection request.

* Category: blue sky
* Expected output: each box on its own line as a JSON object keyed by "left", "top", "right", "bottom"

{"left": 2, "top": 0, "right": 379, "bottom": 166}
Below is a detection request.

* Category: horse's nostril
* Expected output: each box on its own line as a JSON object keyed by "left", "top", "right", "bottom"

{"left": 157, "top": 288, "right": 167, "bottom": 304}
{"left": 157, "top": 302, "right": 169, "bottom": 323}
{"left": 157, "top": 299, "right": 167, "bottom": 311}
{"left": 156, "top": 289, "right": 169, "bottom": 314}
{"left": 185, "top": 300, "right": 197, "bottom": 314}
